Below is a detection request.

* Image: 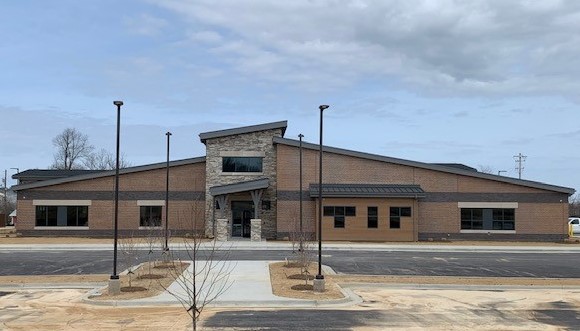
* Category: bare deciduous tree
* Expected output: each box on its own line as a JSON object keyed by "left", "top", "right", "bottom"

{"left": 50, "top": 128, "right": 94, "bottom": 170}
{"left": 478, "top": 165, "right": 495, "bottom": 174}
{"left": 165, "top": 202, "right": 234, "bottom": 331}
{"left": 83, "top": 148, "right": 132, "bottom": 170}
{"left": 570, "top": 194, "right": 580, "bottom": 217}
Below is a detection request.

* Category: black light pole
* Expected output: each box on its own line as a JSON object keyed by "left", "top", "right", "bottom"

{"left": 298, "top": 133, "right": 304, "bottom": 251}
{"left": 164, "top": 131, "right": 172, "bottom": 251}
{"left": 316, "top": 105, "right": 329, "bottom": 283}
{"left": 111, "top": 100, "right": 123, "bottom": 282}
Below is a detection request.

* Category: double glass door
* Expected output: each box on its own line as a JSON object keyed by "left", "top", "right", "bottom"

{"left": 231, "top": 201, "right": 254, "bottom": 238}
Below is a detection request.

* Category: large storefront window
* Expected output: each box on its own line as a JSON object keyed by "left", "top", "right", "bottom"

{"left": 222, "top": 157, "right": 263, "bottom": 172}
{"left": 461, "top": 208, "right": 515, "bottom": 230}
{"left": 36, "top": 206, "right": 88, "bottom": 227}
{"left": 140, "top": 206, "right": 162, "bottom": 227}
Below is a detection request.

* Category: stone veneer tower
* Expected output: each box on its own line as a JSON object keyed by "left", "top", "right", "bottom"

{"left": 199, "top": 121, "right": 287, "bottom": 240}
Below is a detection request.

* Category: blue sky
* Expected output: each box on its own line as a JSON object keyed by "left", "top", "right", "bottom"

{"left": 1, "top": 0, "right": 579, "bottom": 194}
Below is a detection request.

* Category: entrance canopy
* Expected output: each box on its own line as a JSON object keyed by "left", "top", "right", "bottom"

{"left": 209, "top": 178, "right": 269, "bottom": 196}
{"left": 309, "top": 183, "right": 425, "bottom": 198}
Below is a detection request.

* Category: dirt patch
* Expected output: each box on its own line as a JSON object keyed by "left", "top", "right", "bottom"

{"left": 269, "top": 262, "right": 345, "bottom": 300}
{"left": 0, "top": 274, "right": 109, "bottom": 285}
{"left": 92, "top": 261, "right": 189, "bottom": 301}
{"left": 330, "top": 274, "right": 580, "bottom": 286}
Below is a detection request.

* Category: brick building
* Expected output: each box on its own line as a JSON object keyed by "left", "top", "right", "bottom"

{"left": 12, "top": 121, "right": 574, "bottom": 241}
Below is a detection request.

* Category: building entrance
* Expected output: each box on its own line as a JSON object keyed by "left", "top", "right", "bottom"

{"left": 231, "top": 201, "right": 254, "bottom": 238}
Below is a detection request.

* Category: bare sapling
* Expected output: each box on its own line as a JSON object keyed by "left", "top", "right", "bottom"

{"left": 119, "top": 233, "right": 138, "bottom": 288}
{"left": 163, "top": 198, "right": 234, "bottom": 331}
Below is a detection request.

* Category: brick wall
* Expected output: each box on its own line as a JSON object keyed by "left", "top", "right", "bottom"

{"left": 16, "top": 162, "right": 206, "bottom": 234}
{"left": 276, "top": 144, "right": 570, "bottom": 241}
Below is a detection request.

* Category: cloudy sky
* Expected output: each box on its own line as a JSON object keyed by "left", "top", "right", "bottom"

{"left": 1, "top": 0, "right": 578, "bottom": 193}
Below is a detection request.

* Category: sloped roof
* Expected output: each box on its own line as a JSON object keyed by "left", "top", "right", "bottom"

{"left": 209, "top": 178, "right": 269, "bottom": 196}
{"left": 13, "top": 169, "right": 105, "bottom": 180}
{"left": 274, "top": 137, "right": 574, "bottom": 195}
{"left": 12, "top": 157, "right": 206, "bottom": 191}
{"left": 310, "top": 184, "right": 426, "bottom": 198}
{"left": 200, "top": 121, "right": 287, "bottom": 144}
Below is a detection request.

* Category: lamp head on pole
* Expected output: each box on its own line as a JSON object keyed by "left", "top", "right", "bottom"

{"left": 319, "top": 105, "right": 329, "bottom": 111}
{"left": 298, "top": 134, "right": 304, "bottom": 139}
{"left": 113, "top": 101, "right": 124, "bottom": 107}
{"left": 166, "top": 132, "right": 172, "bottom": 137}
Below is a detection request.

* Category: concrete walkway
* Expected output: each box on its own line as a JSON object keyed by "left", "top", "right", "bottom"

{"left": 83, "top": 261, "right": 358, "bottom": 308}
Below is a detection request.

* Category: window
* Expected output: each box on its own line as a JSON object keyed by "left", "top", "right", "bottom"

{"left": 323, "top": 206, "right": 356, "bottom": 228}
{"left": 368, "top": 206, "right": 378, "bottom": 228}
{"left": 461, "top": 208, "right": 515, "bottom": 230}
{"left": 35, "top": 206, "right": 88, "bottom": 227}
{"left": 222, "top": 157, "right": 263, "bottom": 172}
{"left": 390, "top": 207, "right": 411, "bottom": 229}
{"left": 140, "top": 206, "right": 162, "bottom": 227}
{"left": 460, "top": 208, "right": 483, "bottom": 230}
{"left": 492, "top": 208, "right": 515, "bottom": 230}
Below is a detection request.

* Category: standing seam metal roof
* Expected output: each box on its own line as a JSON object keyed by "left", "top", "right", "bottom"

{"left": 309, "top": 184, "right": 426, "bottom": 198}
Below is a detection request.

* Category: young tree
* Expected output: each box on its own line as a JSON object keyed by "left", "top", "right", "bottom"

{"left": 165, "top": 202, "right": 234, "bottom": 331}
{"left": 50, "top": 128, "right": 94, "bottom": 170}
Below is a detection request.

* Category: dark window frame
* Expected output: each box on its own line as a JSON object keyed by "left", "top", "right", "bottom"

{"left": 367, "top": 206, "right": 378, "bottom": 228}
{"left": 140, "top": 206, "right": 163, "bottom": 227}
{"left": 35, "top": 205, "right": 88, "bottom": 227}
{"left": 323, "top": 206, "right": 356, "bottom": 228}
{"left": 222, "top": 157, "right": 263, "bottom": 173}
{"left": 461, "top": 208, "right": 515, "bottom": 230}
{"left": 389, "top": 206, "right": 411, "bottom": 229}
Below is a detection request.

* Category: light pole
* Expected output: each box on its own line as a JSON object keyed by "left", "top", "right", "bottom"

{"left": 164, "top": 131, "right": 172, "bottom": 251}
{"left": 315, "top": 104, "right": 329, "bottom": 292}
{"left": 110, "top": 100, "right": 123, "bottom": 295}
{"left": 298, "top": 133, "right": 304, "bottom": 251}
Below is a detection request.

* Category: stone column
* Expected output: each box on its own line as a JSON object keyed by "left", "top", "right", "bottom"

{"left": 216, "top": 218, "right": 229, "bottom": 241}
{"left": 251, "top": 219, "right": 262, "bottom": 242}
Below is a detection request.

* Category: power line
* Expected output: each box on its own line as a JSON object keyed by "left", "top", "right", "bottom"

{"left": 513, "top": 153, "right": 527, "bottom": 179}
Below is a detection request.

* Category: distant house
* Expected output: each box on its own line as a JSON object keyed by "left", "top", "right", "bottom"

{"left": 8, "top": 210, "right": 16, "bottom": 226}
{"left": 11, "top": 120, "right": 575, "bottom": 241}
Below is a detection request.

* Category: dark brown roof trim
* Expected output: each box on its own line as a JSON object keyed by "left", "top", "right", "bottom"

{"left": 199, "top": 121, "right": 287, "bottom": 144}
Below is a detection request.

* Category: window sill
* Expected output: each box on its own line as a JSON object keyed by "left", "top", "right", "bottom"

{"left": 460, "top": 230, "right": 516, "bottom": 234}
{"left": 138, "top": 226, "right": 163, "bottom": 230}
{"left": 34, "top": 226, "right": 89, "bottom": 230}
{"left": 221, "top": 172, "right": 264, "bottom": 176}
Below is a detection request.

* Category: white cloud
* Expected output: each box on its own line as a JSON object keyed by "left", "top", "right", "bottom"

{"left": 147, "top": 0, "right": 580, "bottom": 98}
{"left": 124, "top": 13, "right": 168, "bottom": 36}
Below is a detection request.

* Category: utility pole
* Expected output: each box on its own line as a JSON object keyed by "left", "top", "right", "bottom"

{"left": 2, "top": 170, "right": 7, "bottom": 227}
{"left": 513, "top": 153, "right": 527, "bottom": 179}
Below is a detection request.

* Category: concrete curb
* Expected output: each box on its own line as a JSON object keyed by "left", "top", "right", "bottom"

{"left": 2, "top": 242, "right": 580, "bottom": 253}
{"left": 341, "top": 283, "right": 580, "bottom": 291}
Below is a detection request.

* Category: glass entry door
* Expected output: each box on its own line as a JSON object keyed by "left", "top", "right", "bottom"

{"left": 231, "top": 201, "right": 254, "bottom": 238}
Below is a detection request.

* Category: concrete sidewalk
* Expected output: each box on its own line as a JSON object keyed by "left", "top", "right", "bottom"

{"left": 1, "top": 240, "right": 580, "bottom": 253}
{"left": 83, "top": 261, "right": 359, "bottom": 308}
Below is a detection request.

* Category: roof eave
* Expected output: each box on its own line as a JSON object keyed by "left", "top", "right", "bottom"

{"left": 199, "top": 121, "right": 288, "bottom": 144}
